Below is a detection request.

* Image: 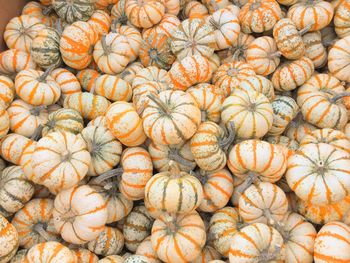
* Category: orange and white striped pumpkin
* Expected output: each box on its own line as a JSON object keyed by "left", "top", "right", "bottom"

{"left": 265, "top": 135, "right": 299, "bottom": 159}
{"left": 0, "top": 76, "right": 15, "bottom": 108}
{"left": 239, "top": 0, "right": 282, "bottom": 33}
{"left": 11, "top": 198, "right": 59, "bottom": 249}
{"left": 25, "top": 241, "right": 76, "bottom": 263}
{"left": 132, "top": 66, "right": 171, "bottom": 90}
{"left": 286, "top": 143, "right": 350, "bottom": 205}
{"left": 334, "top": 0, "right": 350, "bottom": 38}
{"left": 218, "top": 32, "right": 254, "bottom": 63}
{"left": 88, "top": 10, "right": 111, "bottom": 38}
{"left": 119, "top": 147, "right": 153, "bottom": 201}
{"left": 287, "top": 0, "right": 334, "bottom": 31}
{"left": 284, "top": 113, "right": 317, "bottom": 143}
{"left": 192, "top": 246, "right": 221, "bottom": 263}
{"left": 0, "top": 133, "right": 33, "bottom": 165}
{"left": 76, "top": 69, "right": 100, "bottom": 92}
{"left": 221, "top": 90, "right": 273, "bottom": 139}
{"left": 237, "top": 75, "right": 275, "bottom": 102}
{"left": 94, "top": 74, "right": 132, "bottom": 102}
{"left": 182, "top": 1, "right": 209, "bottom": 19}
{"left": 328, "top": 36, "right": 350, "bottom": 82}
{"left": 53, "top": 185, "right": 108, "bottom": 244}
{"left": 71, "top": 248, "right": 99, "bottom": 263}
{"left": 151, "top": 211, "right": 206, "bottom": 262}
{"left": 87, "top": 116, "right": 108, "bottom": 129}
{"left": 135, "top": 236, "right": 161, "bottom": 263}
{"left": 7, "top": 248, "right": 28, "bottom": 263}
{"left": 106, "top": 101, "right": 146, "bottom": 147}
{"left": 21, "top": 1, "right": 56, "bottom": 26}
{"left": 113, "top": 25, "right": 142, "bottom": 62}
{"left": 60, "top": 21, "right": 98, "bottom": 70}
{"left": 314, "top": 221, "right": 350, "bottom": 262}
{"left": 87, "top": 227, "right": 124, "bottom": 256}
{"left": 132, "top": 81, "right": 165, "bottom": 115}
{"left": 31, "top": 131, "right": 91, "bottom": 194}
{"left": 164, "top": 0, "right": 180, "bottom": 14}
{"left": 228, "top": 223, "right": 285, "bottom": 262}
{"left": 4, "top": 15, "right": 45, "bottom": 53}
{"left": 143, "top": 90, "right": 201, "bottom": 145}
{"left": 99, "top": 255, "right": 124, "bottom": 263}
{"left": 303, "top": 31, "right": 328, "bottom": 68}
{"left": 51, "top": 68, "right": 82, "bottom": 103}
{"left": 169, "top": 55, "right": 212, "bottom": 91}
{"left": 145, "top": 162, "right": 203, "bottom": 214}
{"left": 0, "top": 215, "right": 19, "bottom": 263}
{"left": 142, "top": 14, "right": 181, "bottom": 39}
{"left": 0, "top": 49, "right": 36, "bottom": 76}
{"left": 0, "top": 108, "right": 9, "bottom": 140}
{"left": 125, "top": 0, "right": 165, "bottom": 28}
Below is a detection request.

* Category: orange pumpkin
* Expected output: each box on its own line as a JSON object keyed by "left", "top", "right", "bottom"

{"left": 142, "top": 14, "right": 181, "bottom": 39}
{"left": 0, "top": 49, "right": 36, "bottom": 76}
{"left": 25, "top": 241, "right": 76, "bottom": 263}
{"left": 88, "top": 10, "right": 111, "bottom": 38}
{"left": 94, "top": 74, "right": 132, "bottom": 102}
{"left": 76, "top": 69, "right": 100, "bottom": 92}
{"left": 182, "top": 1, "right": 209, "bottom": 19}
{"left": 51, "top": 68, "right": 82, "bottom": 103}
{"left": 113, "top": 25, "right": 142, "bottom": 62}
{"left": 125, "top": 0, "right": 165, "bottom": 28}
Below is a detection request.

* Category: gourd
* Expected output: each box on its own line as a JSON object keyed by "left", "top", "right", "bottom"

{"left": 25, "top": 241, "right": 76, "bottom": 263}
{"left": 135, "top": 236, "right": 160, "bottom": 263}
{"left": 183, "top": 1, "right": 209, "bottom": 19}
{"left": 237, "top": 75, "right": 275, "bottom": 102}
{"left": 303, "top": 31, "right": 328, "bottom": 68}
{"left": 218, "top": 32, "right": 254, "bottom": 63}
{"left": 125, "top": 0, "right": 165, "bottom": 28}
{"left": 192, "top": 246, "right": 221, "bottom": 263}
{"left": 94, "top": 74, "right": 132, "bottom": 102}
{"left": 88, "top": 10, "right": 111, "bottom": 37}
{"left": 0, "top": 215, "right": 19, "bottom": 263}
{"left": 142, "top": 14, "right": 181, "bottom": 39}
{"left": 0, "top": 76, "right": 15, "bottom": 108}
{"left": 0, "top": 108, "right": 9, "bottom": 140}
{"left": 71, "top": 248, "right": 99, "bottom": 263}
{"left": 0, "top": 49, "right": 36, "bottom": 76}
{"left": 334, "top": 0, "right": 350, "bottom": 38}
{"left": 328, "top": 35, "right": 350, "bottom": 82}
{"left": 1, "top": 134, "right": 34, "bottom": 165}
{"left": 76, "top": 69, "right": 100, "bottom": 92}
{"left": 51, "top": 68, "right": 82, "bottom": 103}
{"left": 87, "top": 227, "right": 124, "bottom": 256}
{"left": 52, "top": 0, "right": 95, "bottom": 23}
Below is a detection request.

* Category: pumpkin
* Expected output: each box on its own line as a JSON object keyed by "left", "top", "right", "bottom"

{"left": 303, "top": 31, "right": 328, "bottom": 68}
{"left": 132, "top": 66, "right": 171, "bottom": 90}
{"left": 123, "top": 206, "right": 154, "bottom": 252}
{"left": 113, "top": 25, "right": 142, "bottom": 62}
{"left": 237, "top": 75, "right": 275, "bottom": 102}
{"left": 9, "top": 249, "right": 28, "bottom": 263}
{"left": 328, "top": 36, "right": 350, "bottom": 82}
{"left": 31, "top": 131, "right": 91, "bottom": 194}
{"left": 135, "top": 236, "right": 161, "bottom": 263}
{"left": 60, "top": 21, "right": 98, "bottom": 70}
{"left": 334, "top": 0, "right": 350, "bottom": 38}
{"left": 284, "top": 113, "right": 317, "bottom": 143}
{"left": 87, "top": 227, "right": 124, "bottom": 256}
{"left": 190, "top": 121, "right": 235, "bottom": 171}
{"left": 120, "top": 62, "right": 145, "bottom": 84}
{"left": 287, "top": 0, "right": 334, "bottom": 32}
{"left": 94, "top": 74, "right": 132, "bottom": 102}
{"left": 64, "top": 92, "right": 110, "bottom": 120}
{"left": 265, "top": 135, "right": 299, "bottom": 159}
{"left": 51, "top": 68, "right": 82, "bottom": 103}
{"left": 142, "top": 90, "right": 201, "bottom": 145}
{"left": 0, "top": 166, "right": 34, "bottom": 217}
{"left": 93, "top": 33, "right": 131, "bottom": 74}
{"left": 25, "top": 241, "right": 76, "bottom": 263}
{"left": 228, "top": 223, "right": 285, "bottom": 262}
{"left": 22, "top": 1, "right": 55, "bottom": 26}
{"left": 0, "top": 76, "right": 15, "bottom": 108}
{"left": 142, "top": 14, "right": 181, "bottom": 39}
{"left": 4, "top": 15, "right": 45, "bottom": 53}
{"left": 168, "top": 55, "right": 212, "bottom": 91}
{"left": 0, "top": 49, "right": 36, "bottom": 76}
{"left": 0, "top": 215, "right": 19, "bottom": 263}
{"left": 52, "top": 0, "right": 95, "bottom": 23}
{"left": 0, "top": 108, "right": 9, "bottom": 140}
{"left": 125, "top": 0, "right": 165, "bottom": 28}
{"left": 207, "top": 207, "right": 244, "bottom": 257}
{"left": 124, "top": 255, "right": 150, "bottom": 263}
{"left": 0, "top": 134, "right": 33, "bottom": 165}
{"left": 132, "top": 81, "right": 164, "bottom": 115}
{"left": 99, "top": 255, "right": 124, "bottom": 263}
{"left": 192, "top": 246, "right": 221, "bottom": 263}
{"left": 151, "top": 211, "right": 206, "bottom": 262}
{"left": 164, "top": 0, "right": 180, "bottom": 14}
{"left": 53, "top": 185, "right": 108, "bottom": 244}
{"left": 213, "top": 61, "right": 255, "bottom": 97}
{"left": 314, "top": 221, "right": 350, "bottom": 262}
{"left": 148, "top": 141, "right": 196, "bottom": 173}
{"left": 76, "top": 69, "right": 100, "bottom": 92}
{"left": 72, "top": 248, "right": 99, "bottom": 263}
{"left": 11, "top": 198, "right": 60, "bottom": 249}
{"left": 15, "top": 69, "right": 61, "bottom": 106}
{"left": 111, "top": 0, "right": 130, "bottom": 28}
{"left": 239, "top": 0, "right": 282, "bottom": 33}
{"left": 119, "top": 147, "right": 153, "bottom": 200}
{"left": 182, "top": 1, "right": 209, "bottom": 19}
{"left": 106, "top": 101, "right": 146, "bottom": 147}
{"left": 286, "top": 143, "right": 350, "bottom": 205}
{"left": 271, "top": 56, "right": 314, "bottom": 91}
{"left": 139, "top": 33, "right": 175, "bottom": 70}
{"left": 88, "top": 10, "right": 111, "bottom": 38}
{"left": 95, "top": 0, "right": 118, "bottom": 10}
{"left": 221, "top": 90, "right": 273, "bottom": 139}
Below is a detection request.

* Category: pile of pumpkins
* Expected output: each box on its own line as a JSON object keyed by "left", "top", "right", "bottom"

{"left": 1, "top": 0, "right": 350, "bottom": 262}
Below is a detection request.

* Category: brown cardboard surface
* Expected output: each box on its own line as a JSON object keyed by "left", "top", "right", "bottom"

{"left": 0, "top": 0, "right": 27, "bottom": 51}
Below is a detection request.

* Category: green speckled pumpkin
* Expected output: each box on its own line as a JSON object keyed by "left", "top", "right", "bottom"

{"left": 52, "top": 0, "right": 95, "bottom": 23}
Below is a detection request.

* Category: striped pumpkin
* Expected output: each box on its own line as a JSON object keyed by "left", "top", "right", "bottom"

{"left": 237, "top": 75, "right": 275, "bottom": 102}
{"left": 87, "top": 227, "right": 124, "bottom": 256}
{"left": 119, "top": 147, "right": 153, "bottom": 200}
{"left": 60, "top": 21, "right": 98, "bottom": 70}
{"left": 88, "top": 10, "right": 111, "bottom": 38}
{"left": 94, "top": 74, "right": 132, "bottom": 102}
{"left": 71, "top": 248, "right": 98, "bottom": 263}
{"left": 95, "top": 0, "right": 118, "bottom": 10}
{"left": 99, "top": 255, "right": 124, "bottom": 263}
{"left": 314, "top": 221, "right": 350, "bottom": 262}
{"left": 93, "top": 33, "right": 131, "bottom": 74}
{"left": 221, "top": 90, "right": 273, "bottom": 139}
{"left": 334, "top": 0, "right": 350, "bottom": 38}
{"left": 194, "top": 168, "right": 234, "bottom": 212}
{"left": 228, "top": 223, "right": 284, "bottom": 262}
{"left": 265, "top": 135, "right": 299, "bottom": 159}
{"left": 132, "top": 66, "right": 171, "bottom": 90}
{"left": 171, "top": 18, "right": 215, "bottom": 60}
{"left": 53, "top": 185, "right": 108, "bottom": 244}
{"left": 142, "top": 14, "right": 180, "bottom": 39}
{"left": 239, "top": 182, "right": 288, "bottom": 224}
{"left": 106, "top": 102, "right": 146, "bottom": 147}
{"left": 168, "top": 55, "right": 212, "bottom": 91}
{"left": 111, "top": 0, "right": 129, "bottom": 28}
{"left": 123, "top": 206, "right": 154, "bottom": 252}
{"left": 0, "top": 215, "right": 19, "bottom": 263}
{"left": 25, "top": 241, "right": 76, "bottom": 263}
{"left": 203, "top": 0, "right": 232, "bottom": 13}
{"left": 287, "top": 0, "right": 334, "bottom": 31}
{"left": 328, "top": 36, "right": 350, "bottom": 82}
{"left": 80, "top": 125, "right": 122, "bottom": 176}
{"left": 51, "top": 68, "right": 82, "bottom": 103}
{"left": 120, "top": 62, "right": 144, "bottom": 84}
{"left": 31, "top": 131, "right": 91, "bottom": 194}
{"left": 286, "top": 143, "right": 350, "bottom": 205}
{"left": 182, "top": 1, "right": 209, "bottom": 19}
{"left": 15, "top": 69, "right": 61, "bottom": 106}
{"left": 132, "top": 81, "right": 163, "bottom": 115}
{"left": 88, "top": 116, "right": 108, "bottom": 128}
{"left": 207, "top": 207, "right": 243, "bottom": 257}
{"left": 0, "top": 49, "right": 36, "bottom": 76}
{"left": 22, "top": 1, "right": 55, "bottom": 26}
{"left": 64, "top": 92, "right": 110, "bottom": 120}
{"left": 0, "top": 166, "right": 34, "bottom": 217}
{"left": 271, "top": 56, "right": 314, "bottom": 91}
{"left": 135, "top": 236, "right": 161, "bottom": 263}
{"left": 145, "top": 162, "right": 203, "bottom": 214}
{"left": 52, "top": 0, "right": 95, "bottom": 23}
{"left": 190, "top": 121, "right": 234, "bottom": 171}
{"left": 303, "top": 31, "right": 328, "bottom": 68}
{"left": 164, "top": 0, "right": 180, "bottom": 14}
{"left": 0, "top": 108, "right": 9, "bottom": 140}
{"left": 0, "top": 76, "right": 14, "bottom": 109}
{"left": 113, "top": 25, "right": 142, "bottom": 62}
{"left": 4, "top": 15, "right": 45, "bottom": 53}
{"left": 192, "top": 246, "right": 221, "bottom": 263}
{"left": 0, "top": 134, "right": 33, "bottom": 165}
{"left": 76, "top": 69, "right": 100, "bottom": 92}
{"left": 284, "top": 113, "right": 317, "bottom": 143}
{"left": 148, "top": 141, "right": 196, "bottom": 173}
{"left": 125, "top": 0, "right": 165, "bottom": 28}
{"left": 213, "top": 61, "right": 255, "bottom": 97}
{"left": 151, "top": 211, "right": 206, "bottom": 262}
{"left": 11, "top": 198, "right": 60, "bottom": 249}
{"left": 239, "top": 0, "right": 282, "bottom": 33}
{"left": 143, "top": 90, "right": 201, "bottom": 145}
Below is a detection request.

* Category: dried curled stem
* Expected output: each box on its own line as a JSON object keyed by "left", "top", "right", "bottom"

{"left": 94, "top": 167, "right": 124, "bottom": 184}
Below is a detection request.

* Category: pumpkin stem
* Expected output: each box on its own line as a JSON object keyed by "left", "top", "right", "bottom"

{"left": 299, "top": 23, "right": 314, "bottom": 36}
{"left": 269, "top": 51, "right": 282, "bottom": 59}
{"left": 263, "top": 208, "right": 275, "bottom": 225}
{"left": 219, "top": 121, "right": 236, "bottom": 151}
{"left": 237, "top": 172, "right": 260, "bottom": 194}
{"left": 164, "top": 213, "right": 178, "bottom": 233}
{"left": 271, "top": 220, "right": 290, "bottom": 241}
{"left": 37, "top": 66, "right": 55, "bottom": 82}
{"left": 101, "top": 35, "right": 111, "bottom": 55}
{"left": 200, "top": 111, "right": 207, "bottom": 122}
{"left": 169, "top": 161, "right": 181, "bottom": 178}
{"left": 30, "top": 105, "right": 47, "bottom": 116}
{"left": 55, "top": 19, "right": 63, "bottom": 35}
{"left": 33, "top": 222, "right": 50, "bottom": 241}
{"left": 147, "top": 94, "right": 171, "bottom": 115}
{"left": 258, "top": 244, "right": 283, "bottom": 263}
{"left": 168, "top": 148, "right": 194, "bottom": 168}
{"left": 42, "top": 5, "right": 53, "bottom": 16}
{"left": 322, "top": 39, "right": 337, "bottom": 47}
{"left": 94, "top": 167, "right": 124, "bottom": 183}
{"left": 331, "top": 92, "right": 350, "bottom": 103}
{"left": 31, "top": 124, "right": 44, "bottom": 141}
{"left": 232, "top": 49, "right": 241, "bottom": 61}
{"left": 110, "top": 19, "right": 118, "bottom": 33}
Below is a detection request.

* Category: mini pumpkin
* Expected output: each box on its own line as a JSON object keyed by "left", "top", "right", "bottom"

{"left": 237, "top": 75, "right": 275, "bottom": 102}
{"left": 0, "top": 49, "right": 36, "bottom": 76}
{"left": 71, "top": 248, "right": 99, "bottom": 263}
{"left": 135, "top": 236, "right": 161, "bottom": 263}
{"left": 25, "top": 241, "right": 76, "bottom": 263}
{"left": 142, "top": 14, "right": 181, "bottom": 39}
{"left": 112, "top": 25, "right": 142, "bottom": 62}
{"left": 0, "top": 76, "right": 15, "bottom": 108}
{"left": 303, "top": 31, "right": 328, "bottom": 68}
{"left": 125, "top": 0, "right": 165, "bottom": 28}
{"left": 334, "top": 0, "right": 350, "bottom": 38}
{"left": 51, "top": 68, "right": 82, "bottom": 103}
{"left": 218, "top": 32, "right": 254, "bottom": 63}
{"left": 328, "top": 35, "right": 350, "bottom": 82}
{"left": 0, "top": 215, "right": 19, "bottom": 263}
{"left": 87, "top": 227, "right": 124, "bottom": 256}
{"left": 76, "top": 69, "right": 100, "bottom": 92}
{"left": 0, "top": 133, "right": 33, "bottom": 165}
{"left": 52, "top": 0, "right": 95, "bottom": 23}
{"left": 88, "top": 10, "right": 111, "bottom": 38}
{"left": 94, "top": 74, "right": 132, "bottom": 102}
{"left": 0, "top": 108, "right": 9, "bottom": 140}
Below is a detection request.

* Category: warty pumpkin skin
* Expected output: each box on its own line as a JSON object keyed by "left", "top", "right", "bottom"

{"left": 25, "top": 241, "right": 76, "bottom": 263}
{"left": 0, "top": 215, "right": 19, "bottom": 263}
{"left": 52, "top": 0, "right": 95, "bottom": 24}
{"left": 113, "top": 25, "right": 142, "bottom": 63}
{"left": 182, "top": 1, "right": 209, "bottom": 19}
